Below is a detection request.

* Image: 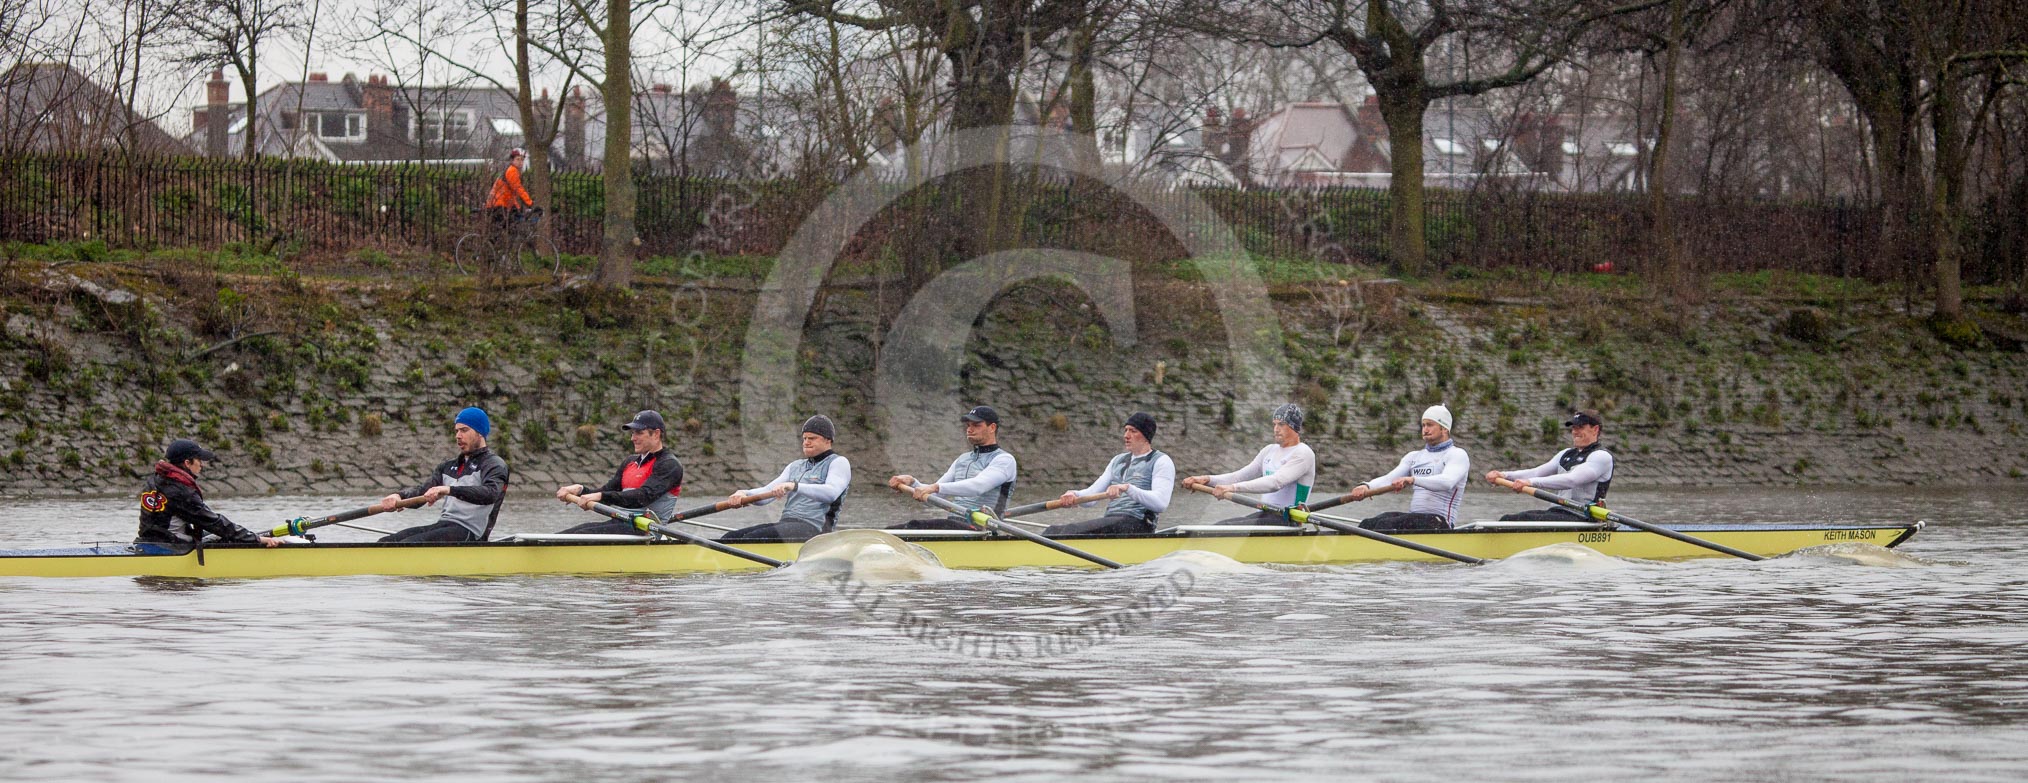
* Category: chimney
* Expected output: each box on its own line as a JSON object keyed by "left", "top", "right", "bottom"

{"left": 652, "top": 83, "right": 672, "bottom": 94}
{"left": 565, "top": 86, "right": 587, "bottom": 169}
{"left": 703, "top": 79, "right": 736, "bottom": 135}
{"left": 360, "top": 74, "right": 393, "bottom": 143}
{"left": 532, "top": 90, "right": 555, "bottom": 142}
{"left": 1203, "top": 106, "right": 1224, "bottom": 155}
{"left": 203, "top": 69, "right": 229, "bottom": 158}
{"left": 206, "top": 69, "right": 230, "bottom": 106}
{"left": 308, "top": 72, "right": 328, "bottom": 83}
{"left": 1225, "top": 108, "right": 1255, "bottom": 182}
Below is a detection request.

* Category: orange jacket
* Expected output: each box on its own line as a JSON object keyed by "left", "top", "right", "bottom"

{"left": 487, "top": 163, "right": 533, "bottom": 209}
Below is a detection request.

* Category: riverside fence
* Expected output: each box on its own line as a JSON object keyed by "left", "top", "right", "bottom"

{"left": 0, "top": 152, "right": 1977, "bottom": 282}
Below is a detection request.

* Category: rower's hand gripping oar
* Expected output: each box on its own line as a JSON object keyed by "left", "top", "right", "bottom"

{"left": 1185, "top": 484, "right": 1484, "bottom": 565}
{"left": 271, "top": 495, "right": 432, "bottom": 537}
{"left": 1002, "top": 493, "right": 1112, "bottom": 519}
{"left": 890, "top": 485, "right": 1123, "bottom": 569}
{"left": 559, "top": 492, "right": 787, "bottom": 568}
{"left": 1488, "top": 476, "right": 1764, "bottom": 561}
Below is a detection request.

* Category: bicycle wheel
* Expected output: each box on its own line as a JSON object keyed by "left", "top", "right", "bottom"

{"left": 531, "top": 234, "right": 563, "bottom": 277}
{"left": 451, "top": 232, "right": 490, "bottom": 275}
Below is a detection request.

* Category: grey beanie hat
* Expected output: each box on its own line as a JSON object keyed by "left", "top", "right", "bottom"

{"left": 801, "top": 415, "right": 837, "bottom": 442}
{"left": 1272, "top": 403, "right": 1305, "bottom": 433}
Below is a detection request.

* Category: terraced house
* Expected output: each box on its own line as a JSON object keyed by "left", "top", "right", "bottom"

{"left": 186, "top": 70, "right": 538, "bottom": 165}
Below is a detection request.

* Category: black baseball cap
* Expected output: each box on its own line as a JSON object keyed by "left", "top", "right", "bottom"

{"left": 1564, "top": 409, "right": 1604, "bottom": 428}
{"left": 621, "top": 410, "right": 667, "bottom": 432}
{"left": 165, "top": 439, "right": 217, "bottom": 464}
{"left": 960, "top": 406, "right": 1000, "bottom": 425}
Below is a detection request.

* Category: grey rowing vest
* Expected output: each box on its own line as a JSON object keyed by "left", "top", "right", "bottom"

{"left": 1101, "top": 450, "right": 1165, "bottom": 522}
{"left": 945, "top": 447, "right": 1014, "bottom": 517}
{"left": 438, "top": 469, "right": 497, "bottom": 537}
{"left": 1557, "top": 443, "right": 1612, "bottom": 504}
{"left": 777, "top": 452, "right": 845, "bottom": 531}
{"left": 617, "top": 490, "right": 680, "bottom": 524}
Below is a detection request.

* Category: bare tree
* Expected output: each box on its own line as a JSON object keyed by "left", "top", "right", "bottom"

{"left": 1179, "top": 0, "right": 1665, "bottom": 274}
{"left": 170, "top": 0, "right": 307, "bottom": 160}
{"left": 525, "top": 0, "right": 666, "bottom": 287}
{"left": 1811, "top": 0, "right": 2026, "bottom": 321}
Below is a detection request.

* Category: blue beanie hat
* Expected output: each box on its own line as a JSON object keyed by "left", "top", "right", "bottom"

{"left": 455, "top": 406, "right": 491, "bottom": 437}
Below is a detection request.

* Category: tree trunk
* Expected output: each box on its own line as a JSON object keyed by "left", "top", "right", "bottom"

{"left": 513, "top": 0, "right": 553, "bottom": 220}
{"left": 1376, "top": 88, "right": 1429, "bottom": 274}
{"left": 1067, "top": 20, "right": 1101, "bottom": 173}
{"left": 1649, "top": 0, "right": 1690, "bottom": 300}
{"left": 238, "top": 64, "right": 258, "bottom": 160}
{"left": 1928, "top": 75, "right": 1966, "bottom": 321}
{"left": 595, "top": 0, "right": 636, "bottom": 288}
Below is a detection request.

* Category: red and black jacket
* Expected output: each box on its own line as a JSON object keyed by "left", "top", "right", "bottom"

{"left": 585, "top": 448, "right": 683, "bottom": 509}
{"left": 135, "top": 462, "right": 261, "bottom": 546}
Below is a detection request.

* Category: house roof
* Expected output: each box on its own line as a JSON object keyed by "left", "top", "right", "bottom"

{"left": 0, "top": 62, "right": 189, "bottom": 155}
{"left": 188, "top": 75, "right": 531, "bottom": 163}
{"left": 1248, "top": 103, "right": 1361, "bottom": 177}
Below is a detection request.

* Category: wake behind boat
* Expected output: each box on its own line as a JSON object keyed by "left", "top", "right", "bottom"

{"left": 0, "top": 521, "right": 1920, "bottom": 579}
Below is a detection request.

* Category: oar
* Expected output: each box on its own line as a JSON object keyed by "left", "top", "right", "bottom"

{"left": 891, "top": 485, "right": 1123, "bottom": 569}
{"left": 560, "top": 492, "right": 787, "bottom": 568}
{"left": 1488, "top": 476, "right": 1764, "bottom": 561}
{"left": 1003, "top": 493, "right": 1112, "bottom": 519}
{"left": 270, "top": 495, "right": 431, "bottom": 537}
{"left": 1185, "top": 484, "right": 1484, "bottom": 565}
{"left": 1298, "top": 488, "right": 1376, "bottom": 513}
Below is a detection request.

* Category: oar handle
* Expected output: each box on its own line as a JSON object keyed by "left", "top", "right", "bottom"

{"left": 560, "top": 492, "right": 787, "bottom": 568}
{"left": 1303, "top": 492, "right": 1356, "bottom": 513}
{"left": 1004, "top": 493, "right": 1113, "bottom": 519}
{"left": 891, "top": 485, "right": 1123, "bottom": 569}
{"left": 1488, "top": 476, "right": 1765, "bottom": 561}
{"left": 272, "top": 496, "right": 430, "bottom": 537}
{"left": 1190, "top": 484, "right": 1484, "bottom": 565}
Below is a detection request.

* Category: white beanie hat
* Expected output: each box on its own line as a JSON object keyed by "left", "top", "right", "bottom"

{"left": 1421, "top": 404, "right": 1453, "bottom": 432}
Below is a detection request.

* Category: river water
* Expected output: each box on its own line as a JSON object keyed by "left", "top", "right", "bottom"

{"left": 2, "top": 486, "right": 2025, "bottom": 781}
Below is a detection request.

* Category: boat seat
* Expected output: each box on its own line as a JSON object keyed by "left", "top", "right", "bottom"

{"left": 497, "top": 533, "right": 655, "bottom": 542}
{"left": 1167, "top": 525, "right": 1305, "bottom": 535}
{"left": 1455, "top": 520, "right": 1613, "bottom": 531}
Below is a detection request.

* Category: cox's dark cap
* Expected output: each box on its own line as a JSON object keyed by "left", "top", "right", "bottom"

{"left": 801, "top": 415, "right": 836, "bottom": 442}
{"left": 1564, "top": 409, "right": 1604, "bottom": 428}
{"left": 960, "top": 406, "right": 1000, "bottom": 425}
{"left": 621, "top": 410, "right": 667, "bottom": 432}
{"left": 166, "top": 438, "right": 217, "bottom": 464}
{"left": 1124, "top": 411, "right": 1157, "bottom": 441}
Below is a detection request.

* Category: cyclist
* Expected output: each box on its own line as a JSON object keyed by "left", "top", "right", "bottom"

{"left": 486, "top": 147, "right": 534, "bottom": 231}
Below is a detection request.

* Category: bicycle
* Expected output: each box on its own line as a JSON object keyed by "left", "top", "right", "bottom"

{"left": 453, "top": 207, "right": 562, "bottom": 277}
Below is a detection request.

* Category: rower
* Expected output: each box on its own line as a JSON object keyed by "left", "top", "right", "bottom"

{"left": 720, "top": 415, "right": 851, "bottom": 543}
{"left": 1485, "top": 408, "right": 1614, "bottom": 522}
{"left": 1042, "top": 411, "right": 1174, "bottom": 536}
{"left": 374, "top": 407, "right": 510, "bottom": 542}
{"left": 1182, "top": 403, "right": 1315, "bottom": 526}
{"left": 1341, "top": 404, "right": 1469, "bottom": 531}
{"left": 888, "top": 405, "right": 1018, "bottom": 530}
{"left": 555, "top": 410, "right": 684, "bottom": 535}
{"left": 135, "top": 439, "right": 281, "bottom": 552}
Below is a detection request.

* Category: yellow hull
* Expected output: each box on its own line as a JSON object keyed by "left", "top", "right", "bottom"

{"left": 0, "top": 524, "right": 1917, "bottom": 579}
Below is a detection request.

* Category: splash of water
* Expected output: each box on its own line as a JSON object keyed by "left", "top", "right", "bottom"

{"left": 1121, "top": 549, "right": 1275, "bottom": 577}
{"left": 1494, "top": 542, "right": 1633, "bottom": 571}
{"left": 776, "top": 529, "right": 973, "bottom": 584}
{"left": 1775, "top": 543, "right": 1932, "bottom": 568}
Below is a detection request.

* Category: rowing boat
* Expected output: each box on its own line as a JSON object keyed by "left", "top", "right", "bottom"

{"left": 0, "top": 521, "right": 1919, "bottom": 579}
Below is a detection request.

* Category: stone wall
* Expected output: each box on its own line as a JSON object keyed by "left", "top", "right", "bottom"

{"left": 3, "top": 266, "right": 2025, "bottom": 500}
